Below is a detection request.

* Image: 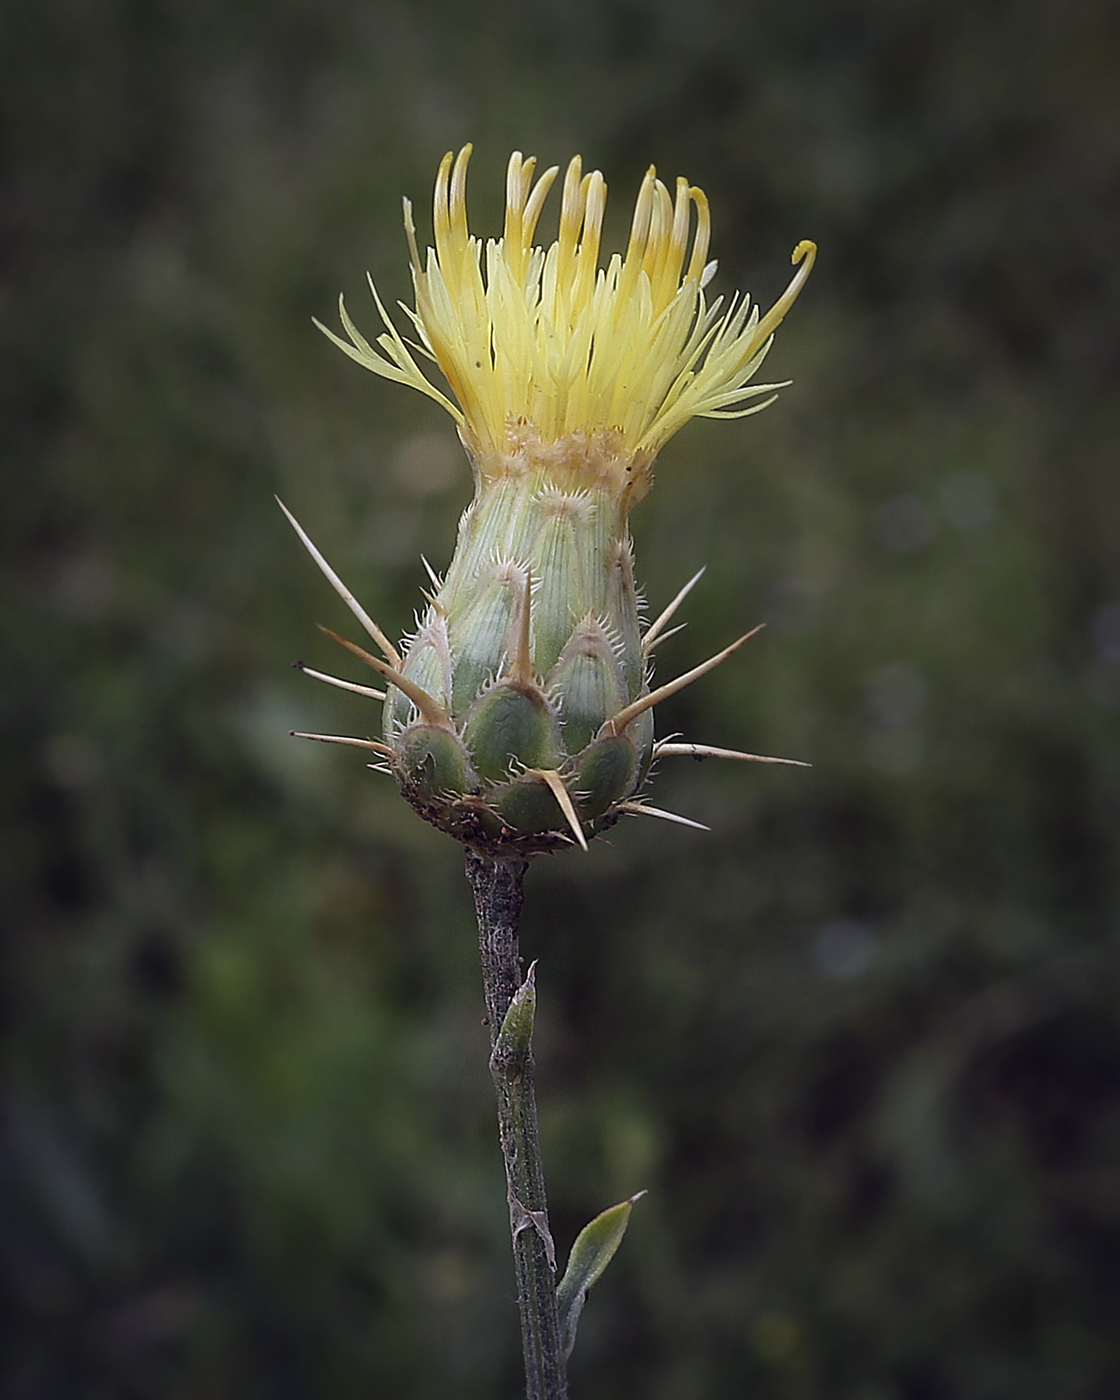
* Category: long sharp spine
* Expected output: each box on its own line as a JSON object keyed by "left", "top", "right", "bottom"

{"left": 291, "top": 731, "right": 394, "bottom": 756}
{"left": 654, "top": 741, "right": 809, "bottom": 767}
{"left": 294, "top": 661, "right": 387, "bottom": 702}
{"left": 277, "top": 497, "right": 402, "bottom": 668}
{"left": 642, "top": 567, "right": 705, "bottom": 654}
{"left": 528, "top": 769, "right": 589, "bottom": 851}
{"left": 318, "top": 625, "right": 450, "bottom": 728}
{"left": 599, "top": 625, "right": 765, "bottom": 739}
{"left": 616, "top": 801, "right": 710, "bottom": 831}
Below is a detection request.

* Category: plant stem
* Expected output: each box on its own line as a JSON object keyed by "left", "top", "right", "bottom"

{"left": 466, "top": 852, "right": 568, "bottom": 1400}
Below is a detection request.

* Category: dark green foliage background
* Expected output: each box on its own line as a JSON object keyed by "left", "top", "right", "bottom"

{"left": 3, "top": 0, "right": 1119, "bottom": 1395}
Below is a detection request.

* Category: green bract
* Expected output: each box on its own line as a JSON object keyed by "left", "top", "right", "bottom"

{"left": 384, "top": 458, "right": 654, "bottom": 854}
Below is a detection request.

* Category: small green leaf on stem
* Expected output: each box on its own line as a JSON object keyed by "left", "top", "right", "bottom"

{"left": 492, "top": 961, "right": 537, "bottom": 1071}
{"left": 557, "top": 1191, "right": 646, "bottom": 1359}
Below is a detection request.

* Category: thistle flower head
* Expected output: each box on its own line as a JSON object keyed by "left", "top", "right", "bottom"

{"left": 295, "top": 148, "right": 813, "bottom": 857}
{"left": 319, "top": 145, "right": 815, "bottom": 507}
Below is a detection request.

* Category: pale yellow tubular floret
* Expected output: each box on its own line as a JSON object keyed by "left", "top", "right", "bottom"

{"left": 641, "top": 180, "right": 673, "bottom": 296}
{"left": 431, "top": 149, "right": 453, "bottom": 257}
{"left": 488, "top": 242, "right": 531, "bottom": 438}
{"left": 607, "top": 272, "right": 659, "bottom": 426}
{"left": 403, "top": 195, "right": 423, "bottom": 274}
{"left": 653, "top": 274, "right": 712, "bottom": 386}
{"left": 503, "top": 153, "right": 559, "bottom": 286}
{"left": 553, "top": 158, "right": 584, "bottom": 319}
{"left": 685, "top": 187, "right": 711, "bottom": 283}
{"left": 749, "top": 239, "right": 817, "bottom": 347}
{"left": 322, "top": 144, "right": 814, "bottom": 468}
{"left": 444, "top": 147, "right": 472, "bottom": 287}
{"left": 428, "top": 150, "right": 490, "bottom": 401}
{"left": 533, "top": 160, "right": 588, "bottom": 439}
{"left": 657, "top": 179, "right": 694, "bottom": 306}
{"left": 502, "top": 152, "right": 530, "bottom": 281}
{"left": 588, "top": 258, "right": 635, "bottom": 437}
{"left": 551, "top": 175, "right": 604, "bottom": 434}
{"left": 414, "top": 255, "right": 469, "bottom": 422}
{"left": 615, "top": 166, "right": 657, "bottom": 311}
{"left": 521, "top": 161, "right": 560, "bottom": 251}
{"left": 573, "top": 171, "right": 607, "bottom": 321}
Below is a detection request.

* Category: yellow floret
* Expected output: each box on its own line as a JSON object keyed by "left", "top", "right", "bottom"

{"left": 318, "top": 146, "right": 814, "bottom": 503}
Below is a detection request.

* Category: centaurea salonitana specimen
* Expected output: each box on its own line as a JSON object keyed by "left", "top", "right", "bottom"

{"left": 284, "top": 146, "right": 813, "bottom": 1398}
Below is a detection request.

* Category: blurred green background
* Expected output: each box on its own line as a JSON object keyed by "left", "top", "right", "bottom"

{"left": 3, "top": 0, "right": 1119, "bottom": 1395}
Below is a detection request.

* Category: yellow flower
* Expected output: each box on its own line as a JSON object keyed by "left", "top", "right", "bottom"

{"left": 292, "top": 148, "right": 814, "bottom": 855}
{"left": 318, "top": 146, "right": 814, "bottom": 506}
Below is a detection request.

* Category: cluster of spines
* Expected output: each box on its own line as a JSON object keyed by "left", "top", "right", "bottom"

{"left": 280, "top": 499, "right": 807, "bottom": 853}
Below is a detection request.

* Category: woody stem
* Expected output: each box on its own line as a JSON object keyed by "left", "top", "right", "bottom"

{"left": 466, "top": 852, "right": 568, "bottom": 1400}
